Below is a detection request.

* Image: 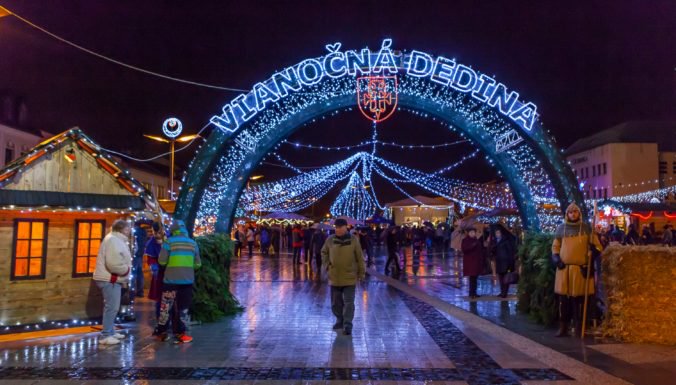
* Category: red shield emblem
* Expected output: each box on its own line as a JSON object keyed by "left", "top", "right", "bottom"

{"left": 357, "top": 76, "right": 398, "bottom": 123}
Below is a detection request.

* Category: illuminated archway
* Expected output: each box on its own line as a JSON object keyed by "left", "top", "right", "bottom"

{"left": 175, "top": 40, "right": 582, "bottom": 232}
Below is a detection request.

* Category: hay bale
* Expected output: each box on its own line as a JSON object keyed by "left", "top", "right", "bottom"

{"left": 602, "top": 245, "right": 676, "bottom": 344}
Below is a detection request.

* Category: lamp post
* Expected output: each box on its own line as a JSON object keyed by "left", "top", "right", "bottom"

{"left": 144, "top": 118, "right": 199, "bottom": 200}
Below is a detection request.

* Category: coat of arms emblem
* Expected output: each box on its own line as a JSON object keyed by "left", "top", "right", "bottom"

{"left": 357, "top": 76, "right": 398, "bottom": 123}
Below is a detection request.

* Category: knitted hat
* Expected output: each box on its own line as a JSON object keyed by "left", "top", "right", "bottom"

{"left": 334, "top": 218, "right": 348, "bottom": 227}
{"left": 169, "top": 220, "right": 186, "bottom": 234}
{"left": 566, "top": 202, "right": 581, "bottom": 213}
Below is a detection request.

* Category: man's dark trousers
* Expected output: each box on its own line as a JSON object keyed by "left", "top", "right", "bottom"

{"left": 330, "top": 285, "right": 356, "bottom": 328}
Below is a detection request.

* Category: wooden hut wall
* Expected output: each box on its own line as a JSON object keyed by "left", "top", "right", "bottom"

{"left": 0, "top": 211, "right": 127, "bottom": 325}
{"left": 3, "top": 146, "right": 128, "bottom": 195}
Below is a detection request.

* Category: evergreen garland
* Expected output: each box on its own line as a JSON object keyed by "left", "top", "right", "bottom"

{"left": 191, "top": 234, "right": 244, "bottom": 322}
{"left": 516, "top": 232, "right": 557, "bottom": 326}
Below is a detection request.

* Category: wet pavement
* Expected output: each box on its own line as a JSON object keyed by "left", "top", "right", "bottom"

{"left": 0, "top": 245, "right": 673, "bottom": 384}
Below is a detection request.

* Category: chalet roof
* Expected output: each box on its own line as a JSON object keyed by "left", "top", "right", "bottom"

{"left": 0, "top": 190, "right": 146, "bottom": 210}
{"left": 0, "top": 127, "right": 156, "bottom": 210}
{"left": 385, "top": 195, "right": 453, "bottom": 208}
{"left": 565, "top": 121, "right": 676, "bottom": 155}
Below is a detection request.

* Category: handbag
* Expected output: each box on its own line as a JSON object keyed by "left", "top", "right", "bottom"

{"left": 502, "top": 271, "right": 519, "bottom": 285}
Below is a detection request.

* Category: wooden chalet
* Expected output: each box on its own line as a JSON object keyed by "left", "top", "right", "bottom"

{"left": 0, "top": 127, "right": 159, "bottom": 328}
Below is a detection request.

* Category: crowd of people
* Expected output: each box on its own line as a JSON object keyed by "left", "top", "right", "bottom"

{"left": 601, "top": 223, "right": 674, "bottom": 247}
{"left": 89, "top": 212, "right": 674, "bottom": 345}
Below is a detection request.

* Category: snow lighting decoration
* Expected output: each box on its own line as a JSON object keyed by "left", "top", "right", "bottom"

{"left": 210, "top": 39, "right": 537, "bottom": 133}
{"left": 239, "top": 150, "right": 509, "bottom": 216}
{"left": 330, "top": 171, "right": 377, "bottom": 220}
{"left": 174, "top": 39, "right": 582, "bottom": 233}
{"left": 162, "top": 117, "right": 183, "bottom": 139}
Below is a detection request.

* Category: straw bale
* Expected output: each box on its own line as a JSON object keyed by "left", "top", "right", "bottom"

{"left": 602, "top": 245, "right": 676, "bottom": 345}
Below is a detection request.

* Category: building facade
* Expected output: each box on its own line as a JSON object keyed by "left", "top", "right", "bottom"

{"left": 565, "top": 121, "right": 676, "bottom": 199}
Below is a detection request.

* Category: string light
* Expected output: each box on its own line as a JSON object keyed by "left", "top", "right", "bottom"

{"left": 282, "top": 138, "right": 469, "bottom": 151}
{"left": 183, "top": 40, "right": 582, "bottom": 233}
{"left": 330, "top": 171, "right": 377, "bottom": 220}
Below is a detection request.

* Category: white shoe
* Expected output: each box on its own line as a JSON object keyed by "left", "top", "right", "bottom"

{"left": 99, "top": 336, "right": 120, "bottom": 345}
{"left": 113, "top": 333, "right": 126, "bottom": 339}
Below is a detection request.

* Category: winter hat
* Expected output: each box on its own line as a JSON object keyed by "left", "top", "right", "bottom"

{"left": 334, "top": 218, "right": 348, "bottom": 227}
{"left": 566, "top": 202, "right": 581, "bottom": 213}
{"left": 169, "top": 220, "right": 186, "bottom": 234}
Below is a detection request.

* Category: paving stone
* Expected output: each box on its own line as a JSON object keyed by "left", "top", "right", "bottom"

{"left": 0, "top": 249, "right": 621, "bottom": 384}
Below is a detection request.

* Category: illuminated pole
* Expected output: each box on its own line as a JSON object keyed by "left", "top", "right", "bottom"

{"left": 170, "top": 139, "right": 175, "bottom": 199}
{"left": 144, "top": 118, "right": 200, "bottom": 200}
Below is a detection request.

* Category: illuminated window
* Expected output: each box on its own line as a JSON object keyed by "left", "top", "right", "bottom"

{"left": 11, "top": 219, "right": 48, "bottom": 280}
{"left": 73, "top": 220, "right": 105, "bottom": 277}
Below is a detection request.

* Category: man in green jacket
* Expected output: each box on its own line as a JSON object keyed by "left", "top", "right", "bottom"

{"left": 321, "top": 218, "right": 365, "bottom": 335}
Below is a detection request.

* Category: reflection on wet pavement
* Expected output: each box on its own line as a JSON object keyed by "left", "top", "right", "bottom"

{"left": 0, "top": 246, "right": 634, "bottom": 384}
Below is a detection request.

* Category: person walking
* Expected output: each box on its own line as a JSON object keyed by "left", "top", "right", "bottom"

{"left": 321, "top": 218, "right": 365, "bottom": 336}
{"left": 385, "top": 226, "right": 401, "bottom": 276}
{"left": 270, "top": 225, "right": 280, "bottom": 256}
{"left": 285, "top": 225, "right": 293, "bottom": 250}
{"left": 310, "top": 227, "right": 327, "bottom": 274}
{"left": 640, "top": 224, "right": 653, "bottom": 245}
{"left": 625, "top": 224, "right": 640, "bottom": 245}
{"left": 144, "top": 222, "right": 165, "bottom": 318}
{"left": 260, "top": 225, "right": 271, "bottom": 257}
{"left": 132, "top": 221, "right": 147, "bottom": 298}
{"left": 292, "top": 224, "right": 304, "bottom": 264}
{"left": 491, "top": 227, "right": 516, "bottom": 298}
{"left": 551, "top": 203, "right": 602, "bottom": 337}
{"left": 152, "top": 220, "right": 201, "bottom": 344}
{"left": 461, "top": 228, "right": 484, "bottom": 298}
{"left": 358, "top": 228, "right": 373, "bottom": 267}
{"left": 93, "top": 219, "right": 133, "bottom": 345}
{"left": 661, "top": 224, "right": 673, "bottom": 247}
{"left": 236, "top": 225, "right": 246, "bottom": 257}
{"left": 609, "top": 224, "right": 625, "bottom": 245}
{"left": 246, "top": 225, "right": 255, "bottom": 258}
{"left": 303, "top": 224, "right": 313, "bottom": 263}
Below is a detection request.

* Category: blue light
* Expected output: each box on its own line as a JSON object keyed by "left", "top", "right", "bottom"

{"left": 162, "top": 117, "right": 183, "bottom": 138}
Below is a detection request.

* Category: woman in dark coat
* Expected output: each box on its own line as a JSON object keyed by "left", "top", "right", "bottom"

{"left": 144, "top": 222, "right": 165, "bottom": 318}
{"left": 461, "top": 228, "right": 484, "bottom": 298}
{"left": 491, "top": 228, "right": 516, "bottom": 298}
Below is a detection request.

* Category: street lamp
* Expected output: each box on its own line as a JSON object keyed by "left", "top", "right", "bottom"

{"left": 0, "top": 6, "right": 11, "bottom": 18}
{"left": 144, "top": 118, "right": 199, "bottom": 200}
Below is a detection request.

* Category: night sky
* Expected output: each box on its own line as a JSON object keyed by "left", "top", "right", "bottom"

{"left": 1, "top": 1, "right": 674, "bottom": 214}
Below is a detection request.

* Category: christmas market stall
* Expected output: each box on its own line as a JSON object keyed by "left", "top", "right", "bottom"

{"left": 384, "top": 195, "right": 454, "bottom": 226}
{"left": 257, "top": 211, "right": 312, "bottom": 226}
{"left": 0, "top": 128, "right": 160, "bottom": 331}
{"left": 595, "top": 199, "right": 676, "bottom": 236}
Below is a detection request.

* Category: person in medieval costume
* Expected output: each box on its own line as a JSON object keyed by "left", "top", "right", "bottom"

{"left": 551, "top": 202, "right": 602, "bottom": 337}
